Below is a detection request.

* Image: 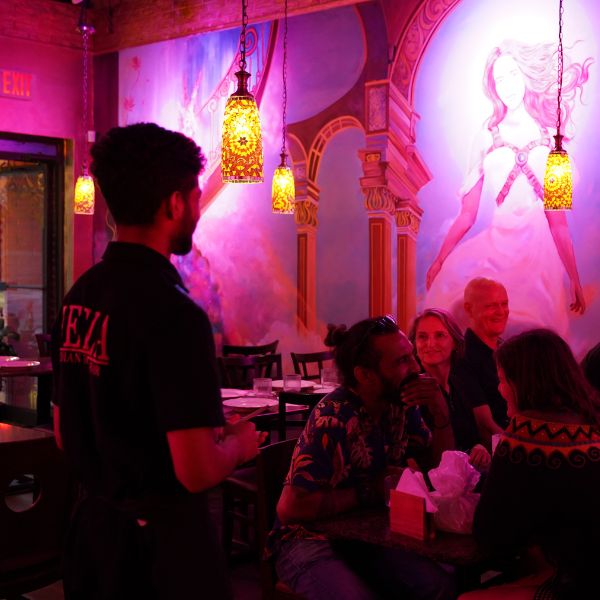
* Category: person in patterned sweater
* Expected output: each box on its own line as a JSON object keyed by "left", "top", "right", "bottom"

{"left": 271, "top": 315, "right": 455, "bottom": 600}
{"left": 460, "top": 328, "right": 600, "bottom": 600}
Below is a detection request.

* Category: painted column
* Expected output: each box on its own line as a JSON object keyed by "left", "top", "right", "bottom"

{"left": 294, "top": 167, "right": 320, "bottom": 332}
{"left": 359, "top": 151, "right": 396, "bottom": 317}
{"left": 395, "top": 200, "right": 423, "bottom": 333}
{"left": 361, "top": 79, "right": 432, "bottom": 326}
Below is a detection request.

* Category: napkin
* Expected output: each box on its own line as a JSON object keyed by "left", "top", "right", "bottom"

{"left": 395, "top": 468, "right": 438, "bottom": 513}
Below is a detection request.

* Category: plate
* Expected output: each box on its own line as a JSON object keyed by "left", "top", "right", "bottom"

{"left": 0, "top": 356, "right": 19, "bottom": 363}
{"left": 220, "top": 388, "right": 248, "bottom": 399}
{"left": 0, "top": 360, "right": 40, "bottom": 369}
{"left": 223, "top": 397, "right": 278, "bottom": 410}
{"left": 311, "top": 385, "right": 337, "bottom": 394}
{"left": 271, "top": 379, "right": 314, "bottom": 391}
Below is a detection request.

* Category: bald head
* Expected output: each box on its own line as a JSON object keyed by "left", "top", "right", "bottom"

{"left": 464, "top": 277, "right": 506, "bottom": 305}
{"left": 464, "top": 277, "right": 509, "bottom": 347}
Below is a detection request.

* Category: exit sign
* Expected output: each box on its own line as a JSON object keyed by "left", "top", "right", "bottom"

{"left": 0, "top": 69, "right": 33, "bottom": 100}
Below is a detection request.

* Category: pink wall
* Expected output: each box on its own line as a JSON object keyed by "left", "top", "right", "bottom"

{"left": 0, "top": 35, "right": 90, "bottom": 283}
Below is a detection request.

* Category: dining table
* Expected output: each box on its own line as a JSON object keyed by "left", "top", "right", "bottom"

{"left": 0, "top": 356, "right": 53, "bottom": 426}
{"left": 311, "top": 506, "right": 494, "bottom": 592}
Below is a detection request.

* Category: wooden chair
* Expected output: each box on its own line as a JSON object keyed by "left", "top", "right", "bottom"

{"left": 34, "top": 333, "right": 52, "bottom": 357}
{"left": 290, "top": 350, "right": 334, "bottom": 381}
{"left": 218, "top": 353, "right": 283, "bottom": 389}
{"left": 256, "top": 438, "right": 303, "bottom": 600}
{"left": 222, "top": 340, "right": 279, "bottom": 357}
{"left": 0, "top": 435, "right": 72, "bottom": 598}
{"left": 277, "top": 391, "right": 326, "bottom": 440}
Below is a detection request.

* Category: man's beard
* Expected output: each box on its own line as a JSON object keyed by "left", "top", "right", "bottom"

{"left": 378, "top": 371, "right": 419, "bottom": 406}
{"left": 172, "top": 231, "right": 193, "bottom": 256}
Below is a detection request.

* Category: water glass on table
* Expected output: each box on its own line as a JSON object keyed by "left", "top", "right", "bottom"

{"left": 320, "top": 367, "right": 338, "bottom": 388}
{"left": 253, "top": 377, "right": 272, "bottom": 397}
{"left": 283, "top": 373, "right": 302, "bottom": 392}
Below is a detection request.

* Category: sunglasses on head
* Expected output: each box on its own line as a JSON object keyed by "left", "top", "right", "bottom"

{"left": 355, "top": 315, "right": 398, "bottom": 355}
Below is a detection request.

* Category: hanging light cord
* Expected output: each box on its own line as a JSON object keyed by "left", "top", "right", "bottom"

{"left": 281, "top": 0, "right": 289, "bottom": 156}
{"left": 239, "top": 0, "right": 248, "bottom": 71}
{"left": 556, "top": 0, "right": 564, "bottom": 136}
{"left": 81, "top": 28, "right": 90, "bottom": 174}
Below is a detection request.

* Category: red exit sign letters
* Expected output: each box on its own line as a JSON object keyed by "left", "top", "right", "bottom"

{"left": 0, "top": 69, "right": 33, "bottom": 100}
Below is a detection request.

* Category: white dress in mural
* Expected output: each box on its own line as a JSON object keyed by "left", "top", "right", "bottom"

{"left": 425, "top": 126, "right": 569, "bottom": 337}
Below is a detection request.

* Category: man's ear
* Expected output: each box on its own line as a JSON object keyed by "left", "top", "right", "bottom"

{"left": 354, "top": 365, "right": 374, "bottom": 385}
{"left": 464, "top": 302, "right": 472, "bottom": 318}
{"left": 165, "top": 191, "right": 184, "bottom": 220}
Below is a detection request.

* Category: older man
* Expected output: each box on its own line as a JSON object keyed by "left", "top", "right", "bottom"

{"left": 460, "top": 277, "right": 510, "bottom": 448}
{"left": 271, "top": 315, "right": 455, "bottom": 600}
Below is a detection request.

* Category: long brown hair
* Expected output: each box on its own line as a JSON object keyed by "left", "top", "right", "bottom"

{"left": 496, "top": 329, "right": 600, "bottom": 426}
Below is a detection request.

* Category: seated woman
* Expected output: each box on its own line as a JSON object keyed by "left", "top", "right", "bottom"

{"left": 460, "top": 329, "right": 600, "bottom": 600}
{"left": 408, "top": 308, "right": 490, "bottom": 470}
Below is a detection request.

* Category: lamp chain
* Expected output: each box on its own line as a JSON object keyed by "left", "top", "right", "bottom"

{"left": 239, "top": 0, "right": 248, "bottom": 71}
{"left": 556, "top": 0, "right": 564, "bottom": 135}
{"left": 82, "top": 28, "right": 90, "bottom": 174}
{"left": 281, "top": 0, "right": 288, "bottom": 156}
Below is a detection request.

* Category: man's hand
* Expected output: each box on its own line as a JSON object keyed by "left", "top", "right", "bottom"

{"left": 223, "top": 419, "right": 265, "bottom": 465}
{"left": 468, "top": 444, "right": 491, "bottom": 471}
{"left": 400, "top": 374, "right": 446, "bottom": 415}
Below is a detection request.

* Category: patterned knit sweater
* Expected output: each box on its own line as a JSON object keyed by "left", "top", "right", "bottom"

{"left": 474, "top": 413, "right": 600, "bottom": 596}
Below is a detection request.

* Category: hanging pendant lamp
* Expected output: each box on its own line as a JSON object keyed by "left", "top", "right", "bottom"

{"left": 221, "top": 0, "right": 264, "bottom": 183}
{"left": 74, "top": 0, "right": 95, "bottom": 215}
{"left": 272, "top": 0, "right": 295, "bottom": 214}
{"left": 543, "top": 0, "right": 572, "bottom": 210}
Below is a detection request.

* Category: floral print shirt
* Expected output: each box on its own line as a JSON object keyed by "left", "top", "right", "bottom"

{"left": 269, "top": 386, "right": 431, "bottom": 550}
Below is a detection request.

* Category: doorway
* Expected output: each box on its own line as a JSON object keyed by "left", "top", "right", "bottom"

{"left": 0, "top": 133, "right": 64, "bottom": 423}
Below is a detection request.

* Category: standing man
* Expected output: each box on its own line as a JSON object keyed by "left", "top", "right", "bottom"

{"left": 460, "top": 277, "right": 510, "bottom": 448}
{"left": 52, "top": 123, "right": 261, "bottom": 599}
{"left": 272, "top": 316, "right": 455, "bottom": 600}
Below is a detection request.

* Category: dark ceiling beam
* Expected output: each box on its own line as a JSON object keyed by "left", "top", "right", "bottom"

{"left": 91, "top": 0, "right": 372, "bottom": 54}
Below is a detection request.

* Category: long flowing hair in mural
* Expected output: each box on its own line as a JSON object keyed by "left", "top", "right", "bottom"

{"left": 425, "top": 39, "right": 593, "bottom": 338}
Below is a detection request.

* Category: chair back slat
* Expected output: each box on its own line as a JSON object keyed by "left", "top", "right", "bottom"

{"left": 290, "top": 350, "right": 334, "bottom": 381}
{"left": 222, "top": 340, "right": 279, "bottom": 357}
{"left": 277, "top": 391, "right": 326, "bottom": 440}
{"left": 218, "top": 353, "right": 283, "bottom": 389}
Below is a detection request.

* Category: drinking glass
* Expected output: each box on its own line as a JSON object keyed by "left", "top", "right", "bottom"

{"left": 320, "top": 367, "right": 338, "bottom": 388}
{"left": 283, "top": 373, "right": 302, "bottom": 392}
{"left": 253, "top": 377, "right": 272, "bottom": 397}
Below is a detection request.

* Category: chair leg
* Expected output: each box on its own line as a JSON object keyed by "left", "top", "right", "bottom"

{"left": 222, "top": 486, "right": 234, "bottom": 558}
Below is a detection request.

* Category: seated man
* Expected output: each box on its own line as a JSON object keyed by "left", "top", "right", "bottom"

{"left": 458, "top": 277, "right": 510, "bottom": 448}
{"left": 270, "top": 316, "right": 455, "bottom": 600}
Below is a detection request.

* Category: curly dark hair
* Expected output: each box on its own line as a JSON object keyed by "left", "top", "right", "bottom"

{"left": 324, "top": 316, "right": 399, "bottom": 388}
{"left": 496, "top": 329, "right": 600, "bottom": 426}
{"left": 90, "top": 123, "right": 206, "bottom": 226}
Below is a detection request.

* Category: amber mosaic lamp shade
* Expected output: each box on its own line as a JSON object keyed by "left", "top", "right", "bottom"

{"left": 221, "top": 70, "right": 264, "bottom": 183}
{"left": 544, "top": 143, "right": 572, "bottom": 210}
{"left": 271, "top": 0, "right": 295, "bottom": 214}
{"left": 221, "top": 0, "right": 264, "bottom": 184}
{"left": 543, "top": 0, "right": 571, "bottom": 211}
{"left": 272, "top": 153, "right": 295, "bottom": 214}
{"left": 74, "top": 174, "right": 95, "bottom": 215}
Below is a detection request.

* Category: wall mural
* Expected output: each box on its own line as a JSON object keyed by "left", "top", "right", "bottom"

{"left": 415, "top": 0, "right": 599, "bottom": 355}
{"left": 117, "top": 7, "right": 368, "bottom": 354}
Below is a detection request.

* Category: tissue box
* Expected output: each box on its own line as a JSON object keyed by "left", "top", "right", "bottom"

{"left": 389, "top": 490, "right": 435, "bottom": 541}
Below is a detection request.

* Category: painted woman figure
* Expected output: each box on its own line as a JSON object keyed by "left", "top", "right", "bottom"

{"left": 425, "top": 40, "right": 592, "bottom": 337}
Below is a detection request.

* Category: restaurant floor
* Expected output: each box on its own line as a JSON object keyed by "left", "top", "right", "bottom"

{"left": 17, "top": 487, "right": 262, "bottom": 600}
